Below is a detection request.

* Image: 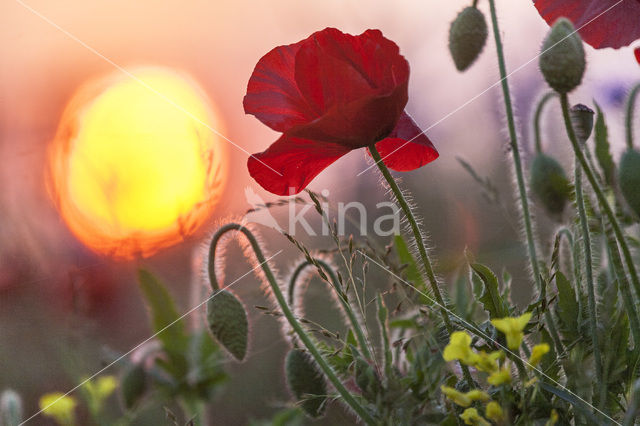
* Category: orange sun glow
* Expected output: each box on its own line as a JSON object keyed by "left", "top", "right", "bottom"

{"left": 48, "top": 67, "right": 228, "bottom": 259}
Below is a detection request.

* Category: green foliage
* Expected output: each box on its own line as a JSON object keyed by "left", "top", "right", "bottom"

{"left": 619, "top": 148, "right": 640, "bottom": 218}
{"left": 284, "top": 349, "right": 328, "bottom": 418}
{"left": 470, "top": 262, "right": 508, "bottom": 319}
{"left": 594, "top": 102, "right": 616, "bottom": 187}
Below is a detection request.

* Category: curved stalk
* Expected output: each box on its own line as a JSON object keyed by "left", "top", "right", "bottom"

{"left": 560, "top": 94, "right": 640, "bottom": 300}
{"left": 368, "top": 145, "right": 474, "bottom": 385}
{"left": 626, "top": 83, "right": 640, "bottom": 150}
{"left": 574, "top": 156, "right": 603, "bottom": 388}
{"left": 288, "top": 259, "right": 372, "bottom": 360}
{"left": 487, "top": 0, "right": 564, "bottom": 353}
{"left": 534, "top": 92, "right": 558, "bottom": 153}
{"left": 207, "top": 223, "right": 375, "bottom": 424}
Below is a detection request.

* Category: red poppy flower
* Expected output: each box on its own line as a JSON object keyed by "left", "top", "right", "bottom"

{"left": 533, "top": 0, "right": 640, "bottom": 49}
{"left": 635, "top": 47, "right": 640, "bottom": 64}
{"left": 243, "top": 28, "right": 438, "bottom": 196}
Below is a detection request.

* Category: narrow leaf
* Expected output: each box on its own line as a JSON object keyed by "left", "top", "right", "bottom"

{"left": 594, "top": 102, "right": 615, "bottom": 187}
{"left": 471, "top": 263, "right": 508, "bottom": 319}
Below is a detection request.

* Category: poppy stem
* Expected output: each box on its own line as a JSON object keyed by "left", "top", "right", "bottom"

{"left": 208, "top": 224, "right": 376, "bottom": 424}
{"left": 626, "top": 82, "right": 640, "bottom": 150}
{"left": 574, "top": 155, "right": 603, "bottom": 389}
{"left": 288, "top": 258, "right": 373, "bottom": 360}
{"left": 368, "top": 145, "right": 475, "bottom": 385}
{"left": 560, "top": 93, "right": 640, "bottom": 337}
{"left": 487, "top": 0, "right": 564, "bottom": 353}
{"left": 533, "top": 91, "right": 557, "bottom": 154}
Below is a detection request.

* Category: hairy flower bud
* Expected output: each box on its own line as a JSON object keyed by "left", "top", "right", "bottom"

{"left": 530, "top": 153, "right": 570, "bottom": 215}
{"left": 539, "top": 18, "right": 585, "bottom": 93}
{"left": 354, "top": 358, "right": 383, "bottom": 402}
{"left": 1, "top": 389, "right": 23, "bottom": 426}
{"left": 206, "top": 290, "right": 248, "bottom": 361}
{"left": 285, "top": 349, "right": 327, "bottom": 418}
{"left": 619, "top": 149, "right": 640, "bottom": 218}
{"left": 449, "top": 7, "right": 488, "bottom": 72}
{"left": 570, "top": 103, "right": 595, "bottom": 143}
{"left": 121, "top": 364, "right": 147, "bottom": 409}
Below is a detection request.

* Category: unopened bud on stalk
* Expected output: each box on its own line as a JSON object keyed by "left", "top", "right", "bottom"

{"left": 449, "top": 7, "right": 488, "bottom": 72}
{"left": 1, "top": 389, "right": 23, "bottom": 426}
{"left": 285, "top": 349, "right": 327, "bottom": 418}
{"left": 530, "top": 153, "right": 571, "bottom": 215}
{"left": 121, "top": 364, "right": 147, "bottom": 409}
{"left": 354, "top": 357, "right": 383, "bottom": 402}
{"left": 619, "top": 149, "right": 640, "bottom": 218}
{"left": 206, "top": 290, "right": 249, "bottom": 361}
{"left": 570, "top": 104, "right": 595, "bottom": 143}
{"left": 539, "top": 18, "right": 585, "bottom": 94}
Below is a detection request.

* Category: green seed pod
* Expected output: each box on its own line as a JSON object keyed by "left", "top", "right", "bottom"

{"left": 449, "top": 7, "right": 488, "bottom": 72}
{"left": 121, "top": 364, "right": 147, "bottom": 410}
{"left": 619, "top": 149, "right": 640, "bottom": 218}
{"left": 1, "top": 389, "right": 23, "bottom": 426}
{"left": 206, "top": 290, "right": 248, "bottom": 361}
{"left": 285, "top": 349, "right": 327, "bottom": 418}
{"left": 539, "top": 18, "right": 585, "bottom": 94}
{"left": 530, "top": 153, "right": 571, "bottom": 215}
{"left": 570, "top": 103, "right": 595, "bottom": 143}
{"left": 354, "top": 358, "right": 382, "bottom": 402}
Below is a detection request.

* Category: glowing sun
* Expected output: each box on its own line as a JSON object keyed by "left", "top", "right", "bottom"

{"left": 48, "top": 67, "right": 228, "bottom": 259}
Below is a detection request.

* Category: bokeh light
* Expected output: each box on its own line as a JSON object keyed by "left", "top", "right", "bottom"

{"left": 47, "top": 67, "right": 227, "bottom": 258}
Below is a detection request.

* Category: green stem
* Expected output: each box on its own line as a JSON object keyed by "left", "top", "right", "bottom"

{"left": 533, "top": 92, "right": 558, "bottom": 153}
{"left": 487, "top": 0, "right": 564, "bottom": 354}
{"left": 560, "top": 94, "right": 640, "bottom": 301}
{"left": 574, "top": 156, "right": 603, "bottom": 389}
{"left": 368, "top": 145, "right": 474, "bottom": 385}
{"left": 288, "top": 259, "right": 373, "bottom": 360}
{"left": 626, "top": 83, "right": 640, "bottom": 150}
{"left": 207, "top": 224, "right": 375, "bottom": 424}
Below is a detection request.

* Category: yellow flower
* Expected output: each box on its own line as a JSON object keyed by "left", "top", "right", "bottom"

{"left": 529, "top": 343, "right": 550, "bottom": 367}
{"left": 545, "top": 409, "right": 559, "bottom": 425}
{"left": 488, "top": 366, "right": 512, "bottom": 386}
{"left": 441, "top": 386, "right": 472, "bottom": 407}
{"left": 83, "top": 376, "right": 117, "bottom": 412}
{"left": 491, "top": 312, "right": 532, "bottom": 350}
{"left": 475, "top": 350, "right": 504, "bottom": 373}
{"left": 460, "top": 407, "right": 491, "bottom": 426}
{"left": 485, "top": 401, "right": 504, "bottom": 422}
{"left": 443, "top": 331, "right": 479, "bottom": 365}
{"left": 441, "top": 386, "right": 490, "bottom": 407}
{"left": 39, "top": 393, "right": 77, "bottom": 426}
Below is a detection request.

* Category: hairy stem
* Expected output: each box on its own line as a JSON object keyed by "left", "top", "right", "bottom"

{"left": 626, "top": 83, "right": 640, "bottom": 150}
{"left": 368, "top": 145, "right": 474, "bottom": 385}
{"left": 288, "top": 258, "right": 373, "bottom": 360}
{"left": 574, "top": 156, "right": 603, "bottom": 389}
{"left": 560, "top": 94, "right": 640, "bottom": 301}
{"left": 534, "top": 91, "right": 558, "bottom": 153}
{"left": 487, "top": 0, "right": 564, "bottom": 352}
{"left": 207, "top": 224, "right": 375, "bottom": 424}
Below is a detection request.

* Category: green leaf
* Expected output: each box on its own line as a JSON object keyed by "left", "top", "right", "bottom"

{"left": 555, "top": 271, "right": 579, "bottom": 338}
{"left": 394, "top": 235, "right": 428, "bottom": 302}
{"left": 470, "top": 263, "right": 508, "bottom": 319}
{"left": 539, "top": 382, "right": 600, "bottom": 424}
{"left": 594, "top": 102, "right": 615, "bottom": 187}
{"left": 138, "top": 269, "right": 189, "bottom": 376}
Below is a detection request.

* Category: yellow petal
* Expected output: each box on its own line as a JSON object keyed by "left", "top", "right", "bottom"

{"left": 441, "top": 385, "right": 472, "bottom": 407}
{"left": 485, "top": 401, "right": 504, "bottom": 422}
{"left": 39, "top": 393, "right": 77, "bottom": 425}
{"left": 529, "top": 343, "right": 550, "bottom": 367}
{"left": 460, "top": 407, "right": 491, "bottom": 426}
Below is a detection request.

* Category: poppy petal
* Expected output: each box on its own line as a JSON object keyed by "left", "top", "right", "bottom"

{"left": 247, "top": 134, "right": 351, "bottom": 196}
{"left": 243, "top": 41, "right": 319, "bottom": 132}
{"left": 371, "top": 113, "right": 439, "bottom": 171}
{"left": 533, "top": 0, "right": 640, "bottom": 49}
{"left": 635, "top": 47, "right": 640, "bottom": 65}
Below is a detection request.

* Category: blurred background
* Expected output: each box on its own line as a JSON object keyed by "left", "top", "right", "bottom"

{"left": 1, "top": 0, "right": 638, "bottom": 424}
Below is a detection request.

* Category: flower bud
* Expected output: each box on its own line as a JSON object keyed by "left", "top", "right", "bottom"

{"left": 570, "top": 103, "right": 595, "bottom": 142}
{"left": 449, "top": 7, "right": 488, "bottom": 72}
{"left": 285, "top": 349, "right": 327, "bottom": 418}
{"left": 206, "top": 290, "right": 248, "bottom": 361}
{"left": 539, "top": 18, "right": 585, "bottom": 93}
{"left": 121, "top": 364, "right": 146, "bottom": 409}
{"left": 619, "top": 149, "right": 640, "bottom": 218}
{"left": 1, "top": 390, "right": 23, "bottom": 426}
{"left": 530, "top": 153, "right": 570, "bottom": 215}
